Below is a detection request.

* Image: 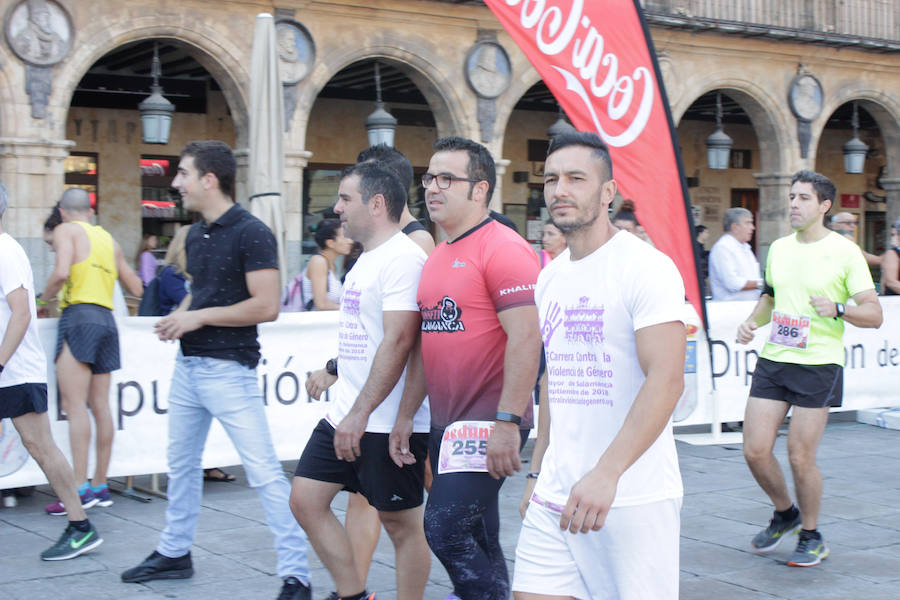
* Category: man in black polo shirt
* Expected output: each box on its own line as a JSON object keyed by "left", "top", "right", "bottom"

{"left": 121, "top": 141, "right": 312, "bottom": 600}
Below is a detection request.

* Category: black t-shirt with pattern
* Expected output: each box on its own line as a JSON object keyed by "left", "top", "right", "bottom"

{"left": 180, "top": 203, "right": 278, "bottom": 368}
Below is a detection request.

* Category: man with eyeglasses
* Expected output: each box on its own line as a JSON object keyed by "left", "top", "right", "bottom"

{"left": 829, "top": 212, "right": 881, "bottom": 267}
{"left": 388, "top": 136, "right": 541, "bottom": 600}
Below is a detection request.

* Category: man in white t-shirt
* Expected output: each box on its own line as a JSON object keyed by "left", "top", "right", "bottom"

{"left": 513, "top": 133, "right": 687, "bottom": 600}
{"left": 290, "top": 162, "right": 430, "bottom": 600}
{"left": 709, "top": 207, "right": 762, "bottom": 301}
{"left": 0, "top": 183, "right": 103, "bottom": 561}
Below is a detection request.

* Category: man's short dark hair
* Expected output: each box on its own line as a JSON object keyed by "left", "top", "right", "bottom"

{"left": 356, "top": 144, "right": 414, "bottom": 192}
{"left": 432, "top": 136, "right": 496, "bottom": 202}
{"left": 181, "top": 141, "right": 236, "bottom": 197}
{"left": 791, "top": 170, "right": 836, "bottom": 207}
{"left": 341, "top": 162, "right": 406, "bottom": 223}
{"left": 546, "top": 131, "right": 614, "bottom": 182}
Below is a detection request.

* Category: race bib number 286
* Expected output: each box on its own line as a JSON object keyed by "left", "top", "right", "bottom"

{"left": 768, "top": 311, "right": 810, "bottom": 350}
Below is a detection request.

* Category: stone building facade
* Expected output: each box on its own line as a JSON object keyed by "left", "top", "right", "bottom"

{"left": 0, "top": 0, "right": 897, "bottom": 285}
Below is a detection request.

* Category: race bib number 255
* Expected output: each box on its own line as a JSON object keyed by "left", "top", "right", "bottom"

{"left": 438, "top": 420, "right": 494, "bottom": 474}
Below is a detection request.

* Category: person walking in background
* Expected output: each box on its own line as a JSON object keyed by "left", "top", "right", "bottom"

{"left": 136, "top": 233, "right": 159, "bottom": 287}
{"left": 38, "top": 188, "right": 143, "bottom": 515}
{"left": 709, "top": 207, "right": 762, "bottom": 301}
{"left": 0, "top": 183, "right": 103, "bottom": 561}
{"left": 829, "top": 212, "right": 881, "bottom": 267}
{"left": 696, "top": 224, "right": 710, "bottom": 293}
{"left": 157, "top": 226, "right": 191, "bottom": 315}
{"left": 121, "top": 141, "right": 311, "bottom": 600}
{"left": 881, "top": 218, "right": 900, "bottom": 296}
{"left": 302, "top": 219, "right": 353, "bottom": 311}
{"left": 539, "top": 220, "right": 566, "bottom": 267}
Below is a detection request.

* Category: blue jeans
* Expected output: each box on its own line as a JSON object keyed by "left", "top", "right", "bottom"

{"left": 158, "top": 354, "right": 309, "bottom": 582}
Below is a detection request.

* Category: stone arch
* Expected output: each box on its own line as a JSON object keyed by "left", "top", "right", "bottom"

{"left": 811, "top": 89, "right": 900, "bottom": 179}
{"left": 50, "top": 17, "right": 250, "bottom": 146}
{"left": 494, "top": 65, "right": 542, "bottom": 149}
{"left": 0, "top": 64, "right": 17, "bottom": 137}
{"left": 673, "top": 76, "right": 791, "bottom": 175}
{"left": 293, "top": 40, "right": 470, "bottom": 149}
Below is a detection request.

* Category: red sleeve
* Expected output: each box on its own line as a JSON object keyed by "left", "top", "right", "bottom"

{"left": 483, "top": 235, "right": 540, "bottom": 312}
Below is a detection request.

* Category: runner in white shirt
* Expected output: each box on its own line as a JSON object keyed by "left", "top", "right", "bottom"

{"left": 291, "top": 162, "right": 430, "bottom": 600}
{"left": 0, "top": 183, "right": 103, "bottom": 561}
{"left": 513, "top": 133, "right": 687, "bottom": 600}
{"left": 708, "top": 207, "right": 762, "bottom": 301}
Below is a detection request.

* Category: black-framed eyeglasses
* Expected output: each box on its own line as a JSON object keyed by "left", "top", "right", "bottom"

{"left": 422, "top": 172, "right": 481, "bottom": 189}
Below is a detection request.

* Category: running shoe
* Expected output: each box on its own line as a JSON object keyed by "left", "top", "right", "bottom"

{"left": 40, "top": 523, "right": 103, "bottom": 560}
{"left": 121, "top": 550, "right": 194, "bottom": 582}
{"left": 787, "top": 530, "right": 830, "bottom": 567}
{"left": 277, "top": 576, "right": 311, "bottom": 600}
{"left": 751, "top": 511, "right": 802, "bottom": 552}
{"left": 92, "top": 486, "right": 114, "bottom": 507}
{"left": 44, "top": 488, "right": 99, "bottom": 516}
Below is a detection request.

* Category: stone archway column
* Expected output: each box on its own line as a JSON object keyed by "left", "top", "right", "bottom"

{"left": 881, "top": 177, "right": 900, "bottom": 248}
{"left": 0, "top": 137, "right": 75, "bottom": 285}
{"left": 754, "top": 172, "right": 793, "bottom": 265}
{"left": 285, "top": 149, "right": 313, "bottom": 278}
{"left": 492, "top": 158, "right": 511, "bottom": 213}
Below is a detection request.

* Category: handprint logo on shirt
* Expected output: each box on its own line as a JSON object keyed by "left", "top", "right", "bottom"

{"left": 541, "top": 301, "right": 563, "bottom": 348}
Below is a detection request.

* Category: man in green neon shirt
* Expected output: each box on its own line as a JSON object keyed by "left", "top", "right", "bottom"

{"left": 736, "top": 170, "right": 883, "bottom": 568}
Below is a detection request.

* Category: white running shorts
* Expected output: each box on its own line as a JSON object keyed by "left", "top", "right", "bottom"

{"left": 513, "top": 496, "right": 682, "bottom": 600}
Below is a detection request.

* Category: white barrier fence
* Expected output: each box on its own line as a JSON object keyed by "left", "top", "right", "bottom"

{"left": 2, "top": 299, "right": 898, "bottom": 487}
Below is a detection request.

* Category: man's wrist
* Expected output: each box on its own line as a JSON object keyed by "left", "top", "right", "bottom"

{"left": 35, "top": 296, "right": 48, "bottom": 306}
{"left": 495, "top": 411, "right": 522, "bottom": 426}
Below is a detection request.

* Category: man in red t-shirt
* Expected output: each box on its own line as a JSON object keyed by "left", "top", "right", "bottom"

{"left": 389, "top": 136, "right": 541, "bottom": 600}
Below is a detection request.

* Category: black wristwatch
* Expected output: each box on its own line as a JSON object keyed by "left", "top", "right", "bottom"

{"left": 325, "top": 358, "right": 338, "bottom": 377}
{"left": 495, "top": 411, "right": 522, "bottom": 425}
{"left": 834, "top": 303, "right": 845, "bottom": 319}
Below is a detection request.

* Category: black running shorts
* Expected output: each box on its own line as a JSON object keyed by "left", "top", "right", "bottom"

{"left": 749, "top": 357, "right": 843, "bottom": 408}
{"left": 56, "top": 304, "right": 121, "bottom": 374}
{"left": 0, "top": 383, "right": 49, "bottom": 419}
{"left": 294, "top": 418, "right": 428, "bottom": 511}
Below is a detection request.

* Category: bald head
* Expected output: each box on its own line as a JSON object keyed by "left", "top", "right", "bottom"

{"left": 60, "top": 188, "right": 92, "bottom": 216}
{"left": 830, "top": 211, "right": 857, "bottom": 236}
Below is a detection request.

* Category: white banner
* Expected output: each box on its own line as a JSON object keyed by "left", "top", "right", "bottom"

{"left": 2, "top": 299, "right": 898, "bottom": 487}
{"left": 675, "top": 296, "right": 900, "bottom": 426}
{"left": 0, "top": 312, "right": 338, "bottom": 489}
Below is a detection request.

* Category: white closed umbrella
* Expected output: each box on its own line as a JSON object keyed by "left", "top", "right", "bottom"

{"left": 248, "top": 12, "right": 287, "bottom": 288}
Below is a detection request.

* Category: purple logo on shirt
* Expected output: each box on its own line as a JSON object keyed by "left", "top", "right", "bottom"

{"left": 541, "top": 301, "right": 563, "bottom": 348}
{"left": 342, "top": 284, "right": 361, "bottom": 317}
{"left": 564, "top": 297, "right": 604, "bottom": 344}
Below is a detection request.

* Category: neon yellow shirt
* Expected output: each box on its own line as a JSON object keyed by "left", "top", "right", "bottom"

{"left": 761, "top": 231, "right": 873, "bottom": 366}
{"left": 60, "top": 221, "right": 117, "bottom": 310}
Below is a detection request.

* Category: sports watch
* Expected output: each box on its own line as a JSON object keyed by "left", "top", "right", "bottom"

{"left": 325, "top": 357, "right": 338, "bottom": 377}
{"left": 834, "top": 303, "right": 845, "bottom": 319}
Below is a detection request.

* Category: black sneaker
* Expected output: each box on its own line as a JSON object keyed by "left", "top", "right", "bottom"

{"left": 751, "top": 510, "right": 802, "bottom": 553}
{"left": 40, "top": 523, "right": 103, "bottom": 560}
{"left": 121, "top": 550, "right": 194, "bottom": 582}
{"left": 278, "top": 576, "right": 312, "bottom": 600}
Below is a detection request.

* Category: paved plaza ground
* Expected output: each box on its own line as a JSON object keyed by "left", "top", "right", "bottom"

{"left": 2, "top": 412, "right": 899, "bottom": 599}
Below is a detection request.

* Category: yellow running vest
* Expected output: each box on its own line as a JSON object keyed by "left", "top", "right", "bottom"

{"left": 60, "top": 221, "right": 117, "bottom": 310}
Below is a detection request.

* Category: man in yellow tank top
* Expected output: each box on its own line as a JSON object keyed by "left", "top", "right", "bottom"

{"left": 38, "top": 188, "right": 143, "bottom": 514}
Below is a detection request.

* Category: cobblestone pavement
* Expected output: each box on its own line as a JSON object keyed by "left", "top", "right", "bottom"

{"left": 2, "top": 412, "right": 899, "bottom": 599}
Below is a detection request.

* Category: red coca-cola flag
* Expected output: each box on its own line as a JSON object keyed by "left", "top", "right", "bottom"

{"left": 485, "top": 0, "right": 706, "bottom": 325}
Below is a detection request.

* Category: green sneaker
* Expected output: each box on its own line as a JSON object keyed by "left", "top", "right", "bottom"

{"left": 751, "top": 511, "right": 802, "bottom": 552}
{"left": 40, "top": 523, "right": 103, "bottom": 561}
{"left": 787, "top": 530, "right": 830, "bottom": 567}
